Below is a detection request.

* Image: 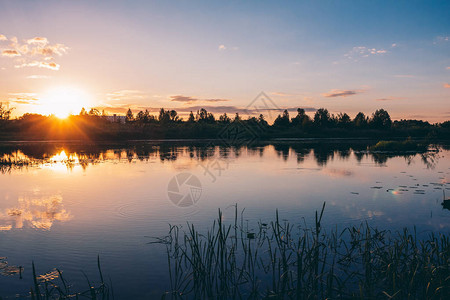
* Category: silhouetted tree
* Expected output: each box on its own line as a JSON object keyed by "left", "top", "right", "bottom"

{"left": 136, "top": 110, "right": 146, "bottom": 122}
{"left": 89, "top": 108, "right": 100, "bottom": 116}
{"left": 370, "top": 109, "right": 392, "bottom": 129}
{"left": 188, "top": 111, "right": 195, "bottom": 123}
{"left": 440, "top": 121, "right": 450, "bottom": 128}
{"left": 336, "top": 112, "right": 351, "bottom": 128}
{"left": 126, "top": 108, "right": 134, "bottom": 123}
{"left": 393, "top": 119, "right": 431, "bottom": 129}
{"left": 197, "top": 108, "right": 207, "bottom": 122}
{"left": 233, "top": 113, "right": 241, "bottom": 122}
{"left": 143, "top": 110, "right": 153, "bottom": 123}
{"left": 353, "top": 112, "right": 368, "bottom": 128}
{"left": 169, "top": 110, "right": 179, "bottom": 122}
{"left": 258, "top": 114, "right": 268, "bottom": 127}
{"left": 206, "top": 112, "right": 215, "bottom": 123}
{"left": 219, "top": 113, "right": 231, "bottom": 124}
{"left": 79, "top": 107, "right": 88, "bottom": 116}
{"left": 273, "top": 110, "right": 290, "bottom": 127}
{"left": 314, "top": 108, "right": 331, "bottom": 128}
{"left": 159, "top": 108, "right": 171, "bottom": 123}
{"left": 196, "top": 108, "right": 215, "bottom": 124}
{"left": 291, "top": 108, "right": 311, "bottom": 128}
{"left": 0, "top": 102, "right": 12, "bottom": 121}
{"left": 246, "top": 116, "right": 259, "bottom": 126}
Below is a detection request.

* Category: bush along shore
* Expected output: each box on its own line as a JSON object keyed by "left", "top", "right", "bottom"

{"left": 369, "top": 139, "right": 429, "bottom": 152}
{"left": 154, "top": 204, "right": 450, "bottom": 299}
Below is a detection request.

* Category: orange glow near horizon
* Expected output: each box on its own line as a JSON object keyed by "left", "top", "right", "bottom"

{"left": 37, "top": 87, "right": 92, "bottom": 119}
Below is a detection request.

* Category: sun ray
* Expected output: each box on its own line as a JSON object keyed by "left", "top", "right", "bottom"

{"left": 38, "top": 87, "right": 91, "bottom": 118}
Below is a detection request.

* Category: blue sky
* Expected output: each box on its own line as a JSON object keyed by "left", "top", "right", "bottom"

{"left": 0, "top": 0, "right": 449, "bottom": 121}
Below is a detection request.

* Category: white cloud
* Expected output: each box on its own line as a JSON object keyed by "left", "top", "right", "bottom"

{"left": 343, "top": 46, "right": 388, "bottom": 62}
{"left": 27, "top": 37, "right": 48, "bottom": 45}
{"left": 8, "top": 92, "right": 39, "bottom": 104}
{"left": 0, "top": 35, "right": 68, "bottom": 71}
{"left": 218, "top": 44, "right": 238, "bottom": 51}
{"left": 1, "top": 49, "right": 21, "bottom": 57}
{"left": 433, "top": 36, "right": 449, "bottom": 45}
{"left": 0, "top": 34, "right": 7, "bottom": 41}
{"left": 9, "top": 36, "right": 18, "bottom": 45}
{"left": 26, "top": 75, "right": 51, "bottom": 79}
{"left": 15, "top": 61, "right": 60, "bottom": 71}
{"left": 271, "top": 92, "right": 294, "bottom": 97}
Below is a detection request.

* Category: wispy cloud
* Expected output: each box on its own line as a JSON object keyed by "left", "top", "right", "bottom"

{"left": 26, "top": 75, "right": 51, "bottom": 79}
{"left": 0, "top": 34, "right": 68, "bottom": 71}
{"left": 1, "top": 49, "right": 21, "bottom": 57}
{"left": 344, "top": 46, "right": 388, "bottom": 62}
{"left": 27, "top": 37, "right": 48, "bottom": 45}
{"left": 218, "top": 44, "right": 238, "bottom": 51}
{"left": 106, "top": 90, "right": 146, "bottom": 102}
{"left": 170, "top": 95, "right": 230, "bottom": 103}
{"left": 170, "top": 95, "right": 197, "bottom": 103}
{"left": 376, "top": 97, "right": 405, "bottom": 101}
{"left": 434, "top": 36, "right": 449, "bottom": 44}
{"left": 271, "top": 92, "right": 293, "bottom": 97}
{"left": 322, "top": 89, "right": 361, "bottom": 98}
{"left": 204, "top": 98, "right": 229, "bottom": 102}
{"left": 15, "top": 61, "right": 60, "bottom": 71}
{"left": 8, "top": 92, "right": 39, "bottom": 104}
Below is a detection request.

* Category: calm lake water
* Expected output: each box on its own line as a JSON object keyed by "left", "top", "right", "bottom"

{"left": 0, "top": 140, "right": 449, "bottom": 298}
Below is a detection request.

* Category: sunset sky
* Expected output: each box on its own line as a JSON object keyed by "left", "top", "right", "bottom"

{"left": 0, "top": 0, "right": 449, "bottom": 121}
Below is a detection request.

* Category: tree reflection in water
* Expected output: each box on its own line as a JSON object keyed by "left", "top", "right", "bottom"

{"left": 0, "top": 141, "right": 441, "bottom": 173}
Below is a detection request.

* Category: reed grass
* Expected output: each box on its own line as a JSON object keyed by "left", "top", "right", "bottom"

{"left": 156, "top": 203, "right": 450, "bottom": 299}
{"left": 29, "top": 256, "right": 113, "bottom": 300}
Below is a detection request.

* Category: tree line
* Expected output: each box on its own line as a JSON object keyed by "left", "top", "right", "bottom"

{"left": 120, "top": 107, "right": 445, "bottom": 130}
{"left": 1, "top": 102, "right": 449, "bottom": 141}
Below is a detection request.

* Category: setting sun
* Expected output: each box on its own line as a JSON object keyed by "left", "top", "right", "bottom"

{"left": 38, "top": 87, "right": 91, "bottom": 118}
